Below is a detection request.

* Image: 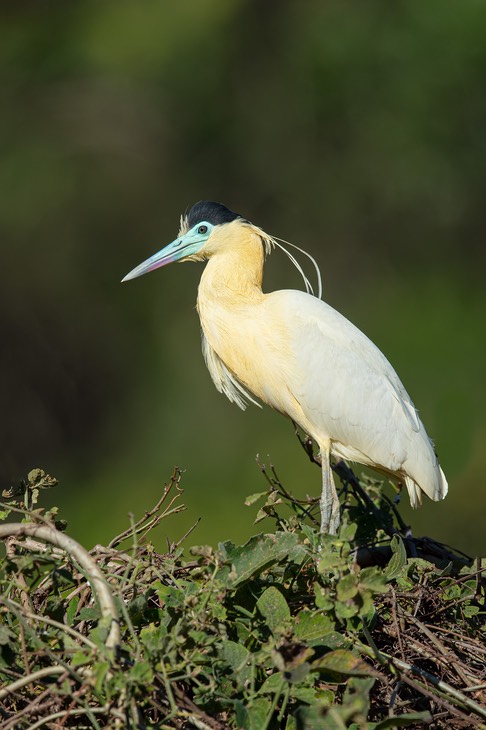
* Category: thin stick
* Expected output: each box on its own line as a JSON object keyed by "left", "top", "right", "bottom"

{"left": 391, "top": 656, "right": 486, "bottom": 720}
{"left": 108, "top": 467, "right": 184, "bottom": 549}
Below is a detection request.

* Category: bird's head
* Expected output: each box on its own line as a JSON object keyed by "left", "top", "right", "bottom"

{"left": 122, "top": 201, "right": 252, "bottom": 282}
{"left": 122, "top": 200, "right": 321, "bottom": 298}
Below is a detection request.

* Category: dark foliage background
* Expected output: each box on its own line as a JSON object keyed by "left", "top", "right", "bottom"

{"left": 1, "top": 1, "right": 485, "bottom": 555}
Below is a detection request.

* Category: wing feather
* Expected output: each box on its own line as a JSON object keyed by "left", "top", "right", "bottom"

{"left": 265, "top": 290, "right": 444, "bottom": 498}
{"left": 201, "top": 332, "right": 261, "bottom": 410}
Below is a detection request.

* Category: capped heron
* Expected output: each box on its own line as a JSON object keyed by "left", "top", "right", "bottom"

{"left": 122, "top": 201, "right": 448, "bottom": 534}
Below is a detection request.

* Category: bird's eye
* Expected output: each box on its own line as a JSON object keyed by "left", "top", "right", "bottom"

{"left": 197, "top": 225, "right": 208, "bottom": 235}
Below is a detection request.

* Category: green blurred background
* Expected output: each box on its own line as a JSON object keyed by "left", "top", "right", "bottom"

{"left": 1, "top": 1, "right": 485, "bottom": 555}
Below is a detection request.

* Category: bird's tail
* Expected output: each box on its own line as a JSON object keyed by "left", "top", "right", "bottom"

{"left": 405, "top": 465, "right": 448, "bottom": 508}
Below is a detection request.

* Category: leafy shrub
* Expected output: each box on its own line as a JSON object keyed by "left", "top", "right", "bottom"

{"left": 0, "top": 464, "right": 484, "bottom": 729}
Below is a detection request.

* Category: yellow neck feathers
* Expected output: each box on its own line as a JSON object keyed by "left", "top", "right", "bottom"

{"left": 197, "top": 221, "right": 266, "bottom": 303}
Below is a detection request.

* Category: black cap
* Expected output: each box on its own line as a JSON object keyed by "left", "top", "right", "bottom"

{"left": 187, "top": 201, "right": 242, "bottom": 228}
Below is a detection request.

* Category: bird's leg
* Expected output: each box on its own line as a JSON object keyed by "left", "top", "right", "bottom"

{"left": 320, "top": 445, "right": 340, "bottom": 535}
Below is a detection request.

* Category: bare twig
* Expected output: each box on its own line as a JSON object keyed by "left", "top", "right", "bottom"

{"left": 108, "top": 467, "right": 184, "bottom": 549}
{"left": 391, "top": 656, "right": 486, "bottom": 720}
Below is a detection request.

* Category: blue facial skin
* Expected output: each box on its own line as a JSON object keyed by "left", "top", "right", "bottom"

{"left": 122, "top": 221, "right": 214, "bottom": 282}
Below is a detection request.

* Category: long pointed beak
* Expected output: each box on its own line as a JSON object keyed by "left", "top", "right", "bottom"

{"left": 122, "top": 236, "right": 188, "bottom": 283}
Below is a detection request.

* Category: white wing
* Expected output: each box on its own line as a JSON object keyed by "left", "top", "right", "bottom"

{"left": 262, "top": 290, "right": 447, "bottom": 504}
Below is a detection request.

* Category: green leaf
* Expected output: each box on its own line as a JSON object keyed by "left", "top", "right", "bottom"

{"left": 442, "top": 583, "right": 462, "bottom": 600}
{"left": 337, "top": 573, "right": 359, "bottom": 601}
{"left": 258, "top": 671, "right": 283, "bottom": 695}
{"left": 140, "top": 622, "right": 167, "bottom": 653}
{"left": 66, "top": 595, "right": 79, "bottom": 626}
{"left": 286, "top": 662, "right": 311, "bottom": 683}
{"left": 294, "top": 703, "right": 336, "bottom": 729}
{"left": 130, "top": 660, "right": 154, "bottom": 685}
{"left": 77, "top": 607, "right": 101, "bottom": 622}
{"left": 312, "top": 650, "right": 374, "bottom": 679}
{"left": 317, "top": 550, "right": 346, "bottom": 571}
{"left": 127, "top": 594, "right": 148, "bottom": 624}
{"left": 339, "top": 522, "right": 358, "bottom": 542}
{"left": 154, "top": 583, "right": 185, "bottom": 608}
{"left": 373, "top": 711, "right": 432, "bottom": 728}
{"left": 463, "top": 604, "right": 480, "bottom": 617}
{"left": 0, "top": 625, "right": 15, "bottom": 646}
{"left": 357, "top": 590, "right": 376, "bottom": 620}
{"left": 320, "top": 632, "right": 351, "bottom": 650}
{"left": 314, "top": 584, "right": 334, "bottom": 611}
{"left": 88, "top": 623, "right": 109, "bottom": 648}
{"left": 71, "top": 651, "right": 91, "bottom": 667}
{"left": 93, "top": 660, "right": 110, "bottom": 695}
{"left": 220, "top": 639, "right": 252, "bottom": 685}
{"left": 384, "top": 535, "right": 407, "bottom": 581}
{"left": 359, "top": 566, "right": 388, "bottom": 593}
{"left": 244, "top": 491, "right": 268, "bottom": 506}
{"left": 335, "top": 599, "right": 359, "bottom": 619}
{"left": 300, "top": 524, "right": 318, "bottom": 543}
{"left": 220, "top": 532, "right": 304, "bottom": 587}
{"left": 257, "top": 586, "right": 290, "bottom": 633}
{"left": 343, "top": 676, "right": 375, "bottom": 717}
{"left": 284, "top": 715, "right": 297, "bottom": 730}
{"left": 254, "top": 507, "right": 270, "bottom": 523}
{"left": 235, "top": 697, "right": 274, "bottom": 730}
{"left": 221, "top": 640, "right": 250, "bottom": 672}
{"left": 290, "top": 684, "right": 318, "bottom": 703}
{"left": 294, "top": 611, "right": 335, "bottom": 643}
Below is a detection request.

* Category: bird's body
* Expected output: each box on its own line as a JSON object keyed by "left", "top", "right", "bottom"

{"left": 123, "top": 201, "right": 448, "bottom": 533}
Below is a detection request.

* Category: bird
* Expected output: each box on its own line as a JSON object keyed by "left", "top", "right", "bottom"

{"left": 122, "top": 201, "right": 448, "bottom": 534}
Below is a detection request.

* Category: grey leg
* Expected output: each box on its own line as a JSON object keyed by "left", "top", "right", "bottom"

{"left": 320, "top": 446, "right": 340, "bottom": 535}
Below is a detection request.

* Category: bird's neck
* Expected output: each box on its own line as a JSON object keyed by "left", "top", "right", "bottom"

{"left": 197, "top": 227, "right": 265, "bottom": 307}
